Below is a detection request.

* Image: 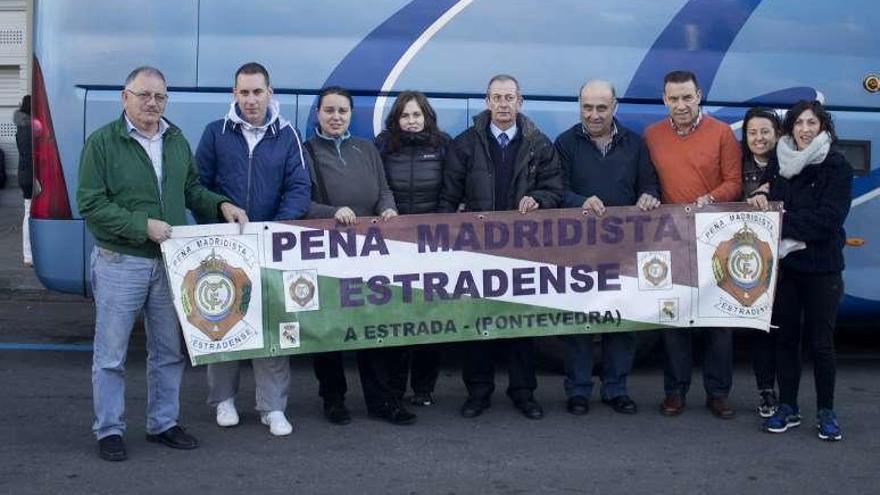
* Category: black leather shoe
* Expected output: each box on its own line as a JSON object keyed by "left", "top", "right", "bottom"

{"left": 602, "top": 395, "right": 638, "bottom": 414}
{"left": 515, "top": 398, "right": 544, "bottom": 420}
{"left": 146, "top": 425, "right": 199, "bottom": 450}
{"left": 97, "top": 434, "right": 127, "bottom": 461}
{"left": 566, "top": 396, "right": 589, "bottom": 415}
{"left": 460, "top": 396, "right": 490, "bottom": 418}
{"left": 323, "top": 399, "right": 352, "bottom": 425}
{"left": 369, "top": 400, "right": 417, "bottom": 425}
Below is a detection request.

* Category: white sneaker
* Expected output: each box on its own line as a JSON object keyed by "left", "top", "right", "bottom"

{"left": 261, "top": 410, "right": 293, "bottom": 436}
{"left": 216, "top": 398, "right": 239, "bottom": 427}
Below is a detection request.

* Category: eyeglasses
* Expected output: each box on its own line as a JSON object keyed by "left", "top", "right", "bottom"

{"left": 488, "top": 93, "right": 518, "bottom": 104}
{"left": 126, "top": 89, "right": 168, "bottom": 104}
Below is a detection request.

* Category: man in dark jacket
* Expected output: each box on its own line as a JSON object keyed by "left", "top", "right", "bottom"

{"left": 554, "top": 80, "right": 660, "bottom": 417}
{"left": 195, "top": 62, "right": 310, "bottom": 437}
{"left": 440, "top": 74, "right": 562, "bottom": 419}
{"left": 77, "top": 66, "right": 247, "bottom": 462}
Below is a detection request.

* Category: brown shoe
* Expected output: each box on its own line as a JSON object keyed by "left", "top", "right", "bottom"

{"left": 706, "top": 397, "right": 736, "bottom": 419}
{"left": 660, "top": 395, "right": 685, "bottom": 416}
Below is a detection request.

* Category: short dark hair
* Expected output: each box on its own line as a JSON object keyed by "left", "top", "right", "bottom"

{"left": 234, "top": 62, "right": 270, "bottom": 88}
{"left": 317, "top": 86, "right": 353, "bottom": 110}
{"left": 741, "top": 107, "right": 782, "bottom": 162}
{"left": 383, "top": 90, "right": 445, "bottom": 153}
{"left": 782, "top": 100, "right": 837, "bottom": 143}
{"left": 663, "top": 70, "right": 699, "bottom": 91}
{"left": 124, "top": 66, "right": 166, "bottom": 87}
{"left": 486, "top": 74, "right": 521, "bottom": 95}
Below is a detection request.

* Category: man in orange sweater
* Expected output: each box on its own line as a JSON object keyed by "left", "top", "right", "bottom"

{"left": 643, "top": 70, "right": 742, "bottom": 419}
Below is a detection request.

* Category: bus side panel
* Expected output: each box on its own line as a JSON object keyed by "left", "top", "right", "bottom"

{"left": 197, "top": 0, "right": 409, "bottom": 90}
{"left": 713, "top": 0, "right": 880, "bottom": 109}
{"left": 30, "top": 219, "right": 85, "bottom": 295}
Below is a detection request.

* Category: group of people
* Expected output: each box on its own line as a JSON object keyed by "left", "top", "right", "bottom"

{"left": 76, "top": 63, "right": 851, "bottom": 462}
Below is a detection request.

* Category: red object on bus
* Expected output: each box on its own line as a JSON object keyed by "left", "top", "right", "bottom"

{"left": 30, "top": 56, "right": 72, "bottom": 220}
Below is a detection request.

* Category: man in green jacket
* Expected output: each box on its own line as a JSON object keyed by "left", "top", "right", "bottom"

{"left": 77, "top": 66, "right": 247, "bottom": 462}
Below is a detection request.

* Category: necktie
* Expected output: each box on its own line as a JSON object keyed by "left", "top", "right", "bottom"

{"left": 498, "top": 132, "right": 509, "bottom": 148}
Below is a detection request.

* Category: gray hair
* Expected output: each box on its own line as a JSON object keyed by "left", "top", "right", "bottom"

{"left": 124, "top": 66, "right": 166, "bottom": 87}
{"left": 486, "top": 74, "right": 521, "bottom": 95}
{"left": 578, "top": 79, "right": 617, "bottom": 101}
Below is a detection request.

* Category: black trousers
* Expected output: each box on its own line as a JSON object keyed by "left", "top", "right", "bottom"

{"left": 312, "top": 351, "right": 347, "bottom": 401}
{"left": 357, "top": 347, "right": 409, "bottom": 412}
{"left": 662, "top": 327, "right": 733, "bottom": 398}
{"left": 751, "top": 328, "right": 776, "bottom": 391}
{"left": 394, "top": 345, "right": 441, "bottom": 396}
{"left": 773, "top": 267, "right": 842, "bottom": 410}
{"left": 461, "top": 337, "right": 537, "bottom": 402}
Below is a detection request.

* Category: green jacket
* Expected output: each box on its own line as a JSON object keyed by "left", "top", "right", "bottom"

{"left": 77, "top": 114, "right": 229, "bottom": 258}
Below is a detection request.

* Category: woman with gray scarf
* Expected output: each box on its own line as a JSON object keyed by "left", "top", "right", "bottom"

{"left": 748, "top": 100, "right": 852, "bottom": 441}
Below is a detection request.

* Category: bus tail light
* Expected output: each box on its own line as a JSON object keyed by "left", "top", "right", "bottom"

{"left": 30, "top": 56, "right": 72, "bottom": 220}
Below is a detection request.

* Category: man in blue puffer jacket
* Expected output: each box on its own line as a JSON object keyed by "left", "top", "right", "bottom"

{"left": 195, "top": 62, "right": 311, "bottom": 437}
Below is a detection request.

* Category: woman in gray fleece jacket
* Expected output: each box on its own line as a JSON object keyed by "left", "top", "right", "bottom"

{"left": 304, "top": 86, "right": 417, "bottom": 426}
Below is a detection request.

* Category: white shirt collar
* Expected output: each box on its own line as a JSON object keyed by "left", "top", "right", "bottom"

{"left": 124, "top": 113, "right": 169, "bottom": 139}
{"left": 489, "top": 122, "right": 517, "bottom": 142}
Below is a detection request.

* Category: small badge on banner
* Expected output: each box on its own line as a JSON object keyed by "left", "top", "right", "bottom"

{"left": 283, "top": 269, "right": 320, "bottom": 313}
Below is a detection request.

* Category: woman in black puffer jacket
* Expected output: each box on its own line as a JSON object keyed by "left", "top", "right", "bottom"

{"left": 374, "top": 90, "right": 457, "bottom": 405}
{"left": 749, "top": 100, "right": 852, "bottom": 441}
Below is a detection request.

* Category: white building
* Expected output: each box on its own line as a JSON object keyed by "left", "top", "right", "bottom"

{"left": 0, "top": 0, "right": 27, "bottom": 183}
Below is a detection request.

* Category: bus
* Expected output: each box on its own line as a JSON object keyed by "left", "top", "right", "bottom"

{"left": 30, "top": 0, "right": 880, "bottom": 320}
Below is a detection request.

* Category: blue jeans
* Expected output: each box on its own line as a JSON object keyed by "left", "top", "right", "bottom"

{"left": 563, "top": 332, "right": 635, "bottom": 400}
{"left": 91, "top": 247, "right": 185, "bottom": 439}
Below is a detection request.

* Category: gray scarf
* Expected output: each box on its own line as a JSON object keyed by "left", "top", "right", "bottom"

{"left": 776, "top": 131, "right": 831, "bottom": 179}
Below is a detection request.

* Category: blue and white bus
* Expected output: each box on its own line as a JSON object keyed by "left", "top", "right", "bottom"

{"left": 30, "top": 0, "right": 880, "bottom": 319}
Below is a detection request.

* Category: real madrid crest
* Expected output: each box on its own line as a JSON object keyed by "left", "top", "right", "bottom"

{"left": 289, "top": 276, "right": 316, "bottom": 307}
{"left": 637, "top": 251, "right": 672, "bottom": 290}
{"left": 283, "top": 269, "right": 320, "bottom": 312}
{"left": 712, "top": 224, "right": 773, "bottom": 307}
{"left": 642, "top": 256, "right": 669, "bottom": 287}
{"left": 180, "top": 249, "right": 252, "bottom": 341}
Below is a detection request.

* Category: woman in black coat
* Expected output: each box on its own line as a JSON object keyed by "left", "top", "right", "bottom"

{"left": 15, "top": 95, "right": 33, "bottom": 265}
{"left": 374, "top": 91, "right": 455, "bottom": 406}
{"left": 740, "top": 107, "right": 783, "bottom": 418}
{"left": 749, "top": 100, "right": 852, "bottom": 441}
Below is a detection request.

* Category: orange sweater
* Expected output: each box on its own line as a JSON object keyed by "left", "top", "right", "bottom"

{"left": 643, "top": 115, "right": 742, "bottom": 204}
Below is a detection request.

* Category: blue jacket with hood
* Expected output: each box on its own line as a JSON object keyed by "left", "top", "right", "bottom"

{"left": 196, "top": 99, "right": 311, "bottom": 222}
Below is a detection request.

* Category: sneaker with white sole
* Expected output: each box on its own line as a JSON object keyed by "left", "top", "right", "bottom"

{"left": 817, "top": 408, "right": 842, "bottom": 441}
{"left": 762, "top": 403, "right": 801, "bottom": 433}
{"left": 261, "top": 410, "right": 293, "bottom": 436}
{"left": 216, "top": 398, "right": 239, "bottom": 427}
{"left": 757, "top": 389, "right": 778, "bottom": 418}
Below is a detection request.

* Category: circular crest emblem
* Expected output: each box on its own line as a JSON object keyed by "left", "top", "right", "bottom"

{"left": 195, "top": 271, "right": 235, "bottom": 321}
{"left": 181, "top": 249, "right": 252, "bottom": 341}
{"left": 642, "top": 256, "right": 669, "bottom": 286}
{"left": 726, "top": 243, "right": 762, "bottom": 289}
{"left": 712, "top": 224, "right": 773, "bottom": 307}
{"left": 289, "top": 276, "right": 316, "bottom": 307}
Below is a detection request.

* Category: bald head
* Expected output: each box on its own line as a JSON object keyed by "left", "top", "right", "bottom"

{"left": 579, "top": 80, "right": 616, "bottom": 102}
{"left": 579, "top": 80, "right": 617, "bottom": 139}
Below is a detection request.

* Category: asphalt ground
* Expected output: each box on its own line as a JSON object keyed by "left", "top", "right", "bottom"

{"left": 1, "top": 184, "right": 879, "bottom": 494}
